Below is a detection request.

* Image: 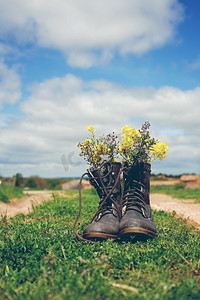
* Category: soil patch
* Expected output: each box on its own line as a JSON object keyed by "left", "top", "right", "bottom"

{"left": 150, "top": 193, "right": 200, "bottom": 229}
{"left": 0, "top": 190, "right": 64, "bottom": 217}
{"left": 150, "top": 179, "right": 179, "bottom": 186}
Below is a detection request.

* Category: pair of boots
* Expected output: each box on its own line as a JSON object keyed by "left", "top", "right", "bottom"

{"left": 74, "top": 161, "right": 157, "bottom": 241}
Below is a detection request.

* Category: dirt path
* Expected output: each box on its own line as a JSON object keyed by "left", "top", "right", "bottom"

{"left": 151, "top": 193, "right": 200, "bottom": 229}
{"left": 150, "top": 180, "right": 180, "bottom": 186}
{"left": 0, "top": 191, "right": 65, "bottom": 217}
{"left": 0, "top": 190, "right": 200, "bottom": 229}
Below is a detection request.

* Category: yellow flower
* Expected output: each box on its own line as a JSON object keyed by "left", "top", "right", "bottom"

{"left": 119, "top": 126, "right": 141, "bottom": 155}
{"left": 121, "top": 126, "right": 141, "bottom": 139}
{"left": 121, "top": 126, "right": 132, "bottom": 135}
{"left": 90, "top": 148, "right": 101, "bottom": 166}
{"left": 119, "top": 138, "right": 133, "bottom": 154}
{"left": 80, "top": 139, "right": 93, "bottom": 151}
{"left": 150, "top": 142, "right": 169, "bottom": 160}
{"left": 96, "top": 143, "right": 103, "bottom": 153}
{"left": 144, "top": 137, "right": 151, "bottom": 147}
{"left": 87, "top": 125, "right": 95, "bottom": 133}
{"left": 96, "top": 143, "right": 110, "bottom": 155}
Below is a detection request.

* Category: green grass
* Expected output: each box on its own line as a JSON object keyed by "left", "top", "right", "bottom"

{"left": 151, "top": 183, "right": 200, "bottom": 203}
{"left": 0, "top": 185, "right": 24, "bottom": 203}
{"left": 0, "top": 189, "right": 200, "bottom": 299}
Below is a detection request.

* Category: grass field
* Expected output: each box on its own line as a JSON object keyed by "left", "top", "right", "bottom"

{"left": 0, "top": 185, "right": 24, "bottom": 203}
{"left": 0, "top": 189, "right": 199, "bottom": 299}
{"left": 151, "top": 184, "right": 200, "bottom": 203}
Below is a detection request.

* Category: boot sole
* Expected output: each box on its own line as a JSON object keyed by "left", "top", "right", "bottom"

{"left": 83, "top": 232, "right": 118, "bottom": 240}
{"left": 119, "top": 227, "right": 157, "bottom": 238}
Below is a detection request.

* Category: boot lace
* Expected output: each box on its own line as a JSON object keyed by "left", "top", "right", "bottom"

{"left": 73, "top": 161, "right": 122, "bottom": 243}
{"left": 121, "top": 171, "right": 149, "bottom": 217}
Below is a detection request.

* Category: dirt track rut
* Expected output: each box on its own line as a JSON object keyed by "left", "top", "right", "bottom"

{"left": 0, "top": 191, "right": 55, "bottom": 217}
{"left": 150, "top": 193, "right": 200, "bottom": 229}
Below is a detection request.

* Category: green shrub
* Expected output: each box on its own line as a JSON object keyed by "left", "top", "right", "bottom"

{"left": 0, "top": 189, "right": 9, "bottom": 203}
{"left": 174, "top": 182, "right": 186, "bottom": 190}
{"left": 0, "top": 185, "right": 24, "bottom": 203}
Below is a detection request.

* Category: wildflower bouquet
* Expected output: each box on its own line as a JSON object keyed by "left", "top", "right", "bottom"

{"left": 119, "top": 121, "right": 169, "bottom": 166}
{"left": 78, "top": 122, "right": 168, "bottom": 168}
{"left": 77, "top": 125, "right": 119, "bottom": 169}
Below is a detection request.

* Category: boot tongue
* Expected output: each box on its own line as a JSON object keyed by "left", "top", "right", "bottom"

{"left": 127, "top": 164, "right": 141, "bottom": 184}
{"left": 129, "top": 163, "right": 151, "bottom": 210}
{"left": 124, "top": 164, "right": 147, "bottom": 215}
{"left": 127, "top": 162, "right": 150, "bottom": 186}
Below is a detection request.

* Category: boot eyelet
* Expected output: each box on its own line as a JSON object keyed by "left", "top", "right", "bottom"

{"left": 141, "top": 208, "right": 147, "bottom": 218}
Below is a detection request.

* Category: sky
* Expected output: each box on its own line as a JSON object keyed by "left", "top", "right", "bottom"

{"left": 0, "top": 0, "right": 200, "bottom": 178}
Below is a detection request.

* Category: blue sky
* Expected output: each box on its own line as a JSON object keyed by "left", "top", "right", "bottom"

{"left": 0, "top": 0, "right": 200, "bottom": 177}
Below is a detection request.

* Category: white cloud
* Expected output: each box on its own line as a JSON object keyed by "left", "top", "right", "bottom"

{"left": 67, "top": 50, "right": 114, "bottom": 68}
{"left": 0, "top": 0, "right": 183, "bottom": 67}
{"left": 0, "top": 74, "right": 199, "bottom": 177}
{"left": 0, "top": 61, "right": 21, "bottom": 108}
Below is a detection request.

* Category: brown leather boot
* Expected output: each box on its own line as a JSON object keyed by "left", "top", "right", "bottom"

{"left": 83, "top": 162, "right": 122, "bottom": 240}
{"left": 119, "top": 163, "right": 157, "bottom": 238}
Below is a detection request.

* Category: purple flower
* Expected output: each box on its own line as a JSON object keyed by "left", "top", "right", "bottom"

{"left": 144, "top": 149, "right": 151, "bottom": 162}
{"left": 140, "top": 121, "right": 151, "bottom": 135}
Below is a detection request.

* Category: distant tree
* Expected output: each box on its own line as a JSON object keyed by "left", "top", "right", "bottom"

{"left": 15, "top": 173, "right": 24, "bottom": 187}
{"left": 25, "top": 176, "right": 48, "bottom": 189}
{"left": 26, "top": 177, "right": 37, "bottom": 188}
{"left": 46, "top": 179, "right": 61, "bottom": 189}
{"left": 33, "top": 176, "right": 48, "bottom": 189}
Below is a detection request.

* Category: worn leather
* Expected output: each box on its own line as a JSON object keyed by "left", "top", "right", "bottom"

{"left": 83, "top": 214, "right": 119, "bottom": 237}
{"left": 83, "top": 162, "right": 121, "bottom": 238}
{"left": 119, "top": 163, "right": 157, "bottom": 237}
